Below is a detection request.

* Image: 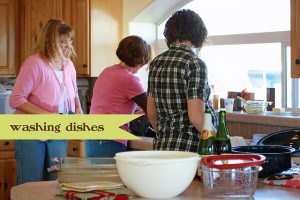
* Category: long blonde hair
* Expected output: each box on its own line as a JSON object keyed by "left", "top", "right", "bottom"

{"left": 34, "top": 19, "right": 76, "bottom": 63}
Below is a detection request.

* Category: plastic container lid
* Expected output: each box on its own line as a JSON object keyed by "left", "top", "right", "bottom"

{"left": 201, "top": 154, "right": 265, "bottom": 169}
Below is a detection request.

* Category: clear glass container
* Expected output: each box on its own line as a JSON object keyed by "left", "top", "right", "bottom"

{"left": 53, "top": 157, "right": 120, "bottom": 183}
{"left": 201, "top": 165, "right": 259, "bottom": 198}
{"left": 200, "top": 154, "right": 265, "bottom": 198}
{"left": 244, "top": 101, "right": 272, "bottom": 113}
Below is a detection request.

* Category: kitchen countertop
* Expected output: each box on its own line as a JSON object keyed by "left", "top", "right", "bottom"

{"left": 11, "top": 179, "right": 300, "bottom": 200}
{"left": 226, "top": 111, "right": 300, "bottom": 128}
{"left": 128, "top": 136, "right": 153, "bottom": 150}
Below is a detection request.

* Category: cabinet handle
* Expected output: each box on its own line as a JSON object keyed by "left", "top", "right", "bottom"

{"left": 4, "top": 141, "right": 10, "bottom": 145}
{"left": 295, "top": 59, "right": 300, "bottom": 65}
{"left": 72, "top": 147, "right": 78, "bottom": 152}
{"left": 83, "top": 64, "right": 87, "bottom": 68}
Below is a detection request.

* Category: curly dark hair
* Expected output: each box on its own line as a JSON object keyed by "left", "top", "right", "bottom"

{"left": 164, "top": 9, "right": 207, "bottom": 48}
{"left": 116, "top": 35, "right": 152, "bottom": 67}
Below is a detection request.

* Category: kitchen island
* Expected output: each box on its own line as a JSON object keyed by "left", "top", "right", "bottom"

{"left": 11, "top": 179, "right": 299, "bottom": 200}
{"left": 221, "top": 111, "right": 300, "bottom": 139}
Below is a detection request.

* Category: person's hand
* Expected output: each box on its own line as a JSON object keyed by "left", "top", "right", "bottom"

{"left": 134, "top": 110, "right": 145, "bottom": 115}
{"left": 75, "top": 108, "right": 84, "bottom": 114}
{"left": 212, "top": 123, "right": 217, "bottom": 136}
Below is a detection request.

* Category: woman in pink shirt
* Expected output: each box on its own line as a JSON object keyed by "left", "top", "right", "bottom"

{"left": 85, "top": 35, "right": 151, "bottom": 157}
{"left": 9, "top": 19, "right": 83, "bottom": 185}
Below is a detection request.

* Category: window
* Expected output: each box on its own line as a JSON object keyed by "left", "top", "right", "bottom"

{"left": 158, "top": 0, "right": 290, "bottom": 38}
{"left": 201, "top": 42, "right": 282, "bottom": 106}
{"left": 157, "top": 0, "right": 299, "bottom": 108}
{"left": 286, "top": 47, "right": 300, "bottom": 108}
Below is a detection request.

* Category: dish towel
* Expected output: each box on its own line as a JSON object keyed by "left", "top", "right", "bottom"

{"left": 56, "top": 181, "right": 135, "bottom": 200}
{"left": 263, "top": 164, "right": 300, "bottom": 188}
{"left": 63, "top": 190, "right": 129, "bottom": 200}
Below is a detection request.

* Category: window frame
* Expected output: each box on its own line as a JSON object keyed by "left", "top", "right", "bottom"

{"left": 157, "top": 31, "right": 300, "bottom": 109}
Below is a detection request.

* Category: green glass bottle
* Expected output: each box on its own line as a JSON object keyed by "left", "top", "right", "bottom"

{"left": 198, "top": 109, "right": 216, "bottom": 155}
{"left": 215, "top": 109, "right": 232, "bottom": 155}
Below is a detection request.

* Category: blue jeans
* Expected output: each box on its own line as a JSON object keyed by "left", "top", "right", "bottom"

{"left": 14, "top": 140, "right": 68, "bottom": 185}
{"left": 84, "top": 140, "right": 127, "bottom": 157}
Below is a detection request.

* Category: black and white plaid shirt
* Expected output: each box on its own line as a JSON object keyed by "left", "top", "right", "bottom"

{"left": 148, "top": 44, "right": 210, "bottom": 152}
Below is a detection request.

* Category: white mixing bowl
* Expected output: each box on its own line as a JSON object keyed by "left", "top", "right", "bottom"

{"left": 114, "top": 151, "right": 200, "bottom": 199}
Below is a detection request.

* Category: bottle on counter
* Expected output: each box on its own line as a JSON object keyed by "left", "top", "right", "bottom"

{"left": 215, "top": 109, "right": 232, "bottom": 155}
{"left": 207, "top": 84, "right": 215, "bottom": 106}
{"left": 213, "top": 95, "right": 219, "bottom": 110}
{"left": 198, "top": 109, "right": 216, "bottom": 155}
{"left": 197, "top": 109, "right": 216, "bottom": 181}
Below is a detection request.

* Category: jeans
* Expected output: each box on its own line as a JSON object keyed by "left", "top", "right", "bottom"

{"left": 14, "top": 140, "right": 68, "bottom": 185}
{"left": 84, "top": 140, "right": 127, "bottom": 157}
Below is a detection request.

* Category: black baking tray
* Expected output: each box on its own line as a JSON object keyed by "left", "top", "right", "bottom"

{"left": 256, "top": 129, "right": 300, "bottom": 157}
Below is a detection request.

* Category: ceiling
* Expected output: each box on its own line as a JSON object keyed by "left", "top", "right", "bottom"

{"left": 132, "top": 0, "right": 192, "bottom": 24}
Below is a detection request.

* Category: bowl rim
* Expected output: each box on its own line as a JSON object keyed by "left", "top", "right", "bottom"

{"left": 114, "top": 150, "right": 200, "bottom": 165}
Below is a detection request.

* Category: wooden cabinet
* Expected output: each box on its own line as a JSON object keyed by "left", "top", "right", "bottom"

{"left": 19, "top": 0, "right": 89, "bottom": 76}
{"left": 291, "top": 0, "right": 300, "bottom": 78}
{"left": 0, "top": 140, "right": 17, "bottom": 200}
{"left": 0, "top": 139, "right": 83, "bottom": 200}
{"left": 0, "top": 0, "right": 18, "bottom": 77}
{"left": 19, "top": 0, "right": 122, "bottom": 77}
{"left": 65, "top": 0, "right": 123, "bottom": 77}
{"left": 63, "top": 0, "right": 90, "bottom": 76}
{"left": 68, "top": 140, "right": 86, "bottom": 157}
{"left": 71, "top": 0, "right": 90, "bottom": 76}
{"left": 20, "top": 0, "right": 63, "bottom": 65}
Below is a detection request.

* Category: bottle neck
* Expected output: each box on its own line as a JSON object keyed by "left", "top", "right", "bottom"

{"left": 219, "top": 111, "right": 226, "bottom": 127}
{"left": 216, "top": 111, "right": 229, "bottom": 137}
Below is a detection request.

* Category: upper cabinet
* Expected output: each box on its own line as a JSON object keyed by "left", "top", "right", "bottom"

{"left": 64, "top": 0, "right": 90, "bottom": 76}
{"left": 0, "top": 0, "right": 18, "bottom": 77}
{"left": 20, "top": 0, "right": 63, "bottom": 65}
{"left": 65, "top": 0, "right": 122, "bottom": 77}
{"left": 19, "top": 0, "right": 122, "bottom": 77}
{"left": 291, "top": 0, "right": 300, "bottom": 78}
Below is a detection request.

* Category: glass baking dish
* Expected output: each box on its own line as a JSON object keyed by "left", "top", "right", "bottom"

{"left": 52, "top": 157, "right": 120, "bottom": 183}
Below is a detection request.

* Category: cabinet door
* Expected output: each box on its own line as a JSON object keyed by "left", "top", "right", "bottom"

{"left": 0, "top": 160, "right": 4, "bottom": 199}
{"left": 291, "top": 0, "right": 300, "bottom": 78}
{"left": 0, "top": 140, "right": 14, "bottom": 151}
{"left": 20, "top": 0, "right": 63, "bottom": 64}
{"left": 68, "top": 140, "right": 85, "bottom": 157}
{"left": 0, "top": 0, "right": 16, "bottom": 76}
{"left": 0, "top": 159, "right": 17, "bottom": 200}
{"left": 70, "top": 0, "right": 90, "bottom": 76}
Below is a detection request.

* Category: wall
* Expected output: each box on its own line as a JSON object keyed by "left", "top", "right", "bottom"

{"left": 122, "top": 0, "right": 192, "bottom": 90}
{"left": 122, "top": 0, "right": 153, "bottom": 37}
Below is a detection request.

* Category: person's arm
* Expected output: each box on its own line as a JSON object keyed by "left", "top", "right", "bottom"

{"left": 15, "top": 102, "right": 51, "bottom": 114}
{"left": 147, "top": 96, "right": 158, "bottom": 131}
{"left": 131, "top": 92, "right": 147, "bottom": 113}
{"left": 187, "top": 99, "right": 205, "bottom": 133}
{"left": 75, "top": 96, "right": 84, "bottom": 114}
{"left": 10, "top": 57, "right": 51, "bottom": 114}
